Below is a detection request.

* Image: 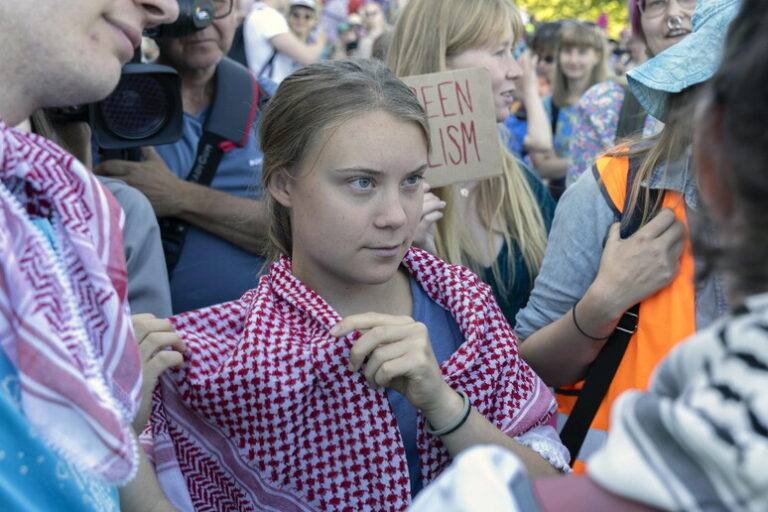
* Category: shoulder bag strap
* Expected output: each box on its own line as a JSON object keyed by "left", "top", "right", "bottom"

{"left": 558, "top": 304, "right": 639, "bottom": 463}
{"left": 258, "top": 48, "right": 278, "bottom": 80}
{"left": 547, "top": 101, "right": 565, "bottom": 200}
{"left": 558, "top": 155, "right": 650, "bottom": 464}
{"left": 549, "top": 102, "right": 560, "bottom": 135}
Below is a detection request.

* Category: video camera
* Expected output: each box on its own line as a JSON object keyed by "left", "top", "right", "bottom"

{"left": 46, "top": 0, "right": 230, "bottom": 151}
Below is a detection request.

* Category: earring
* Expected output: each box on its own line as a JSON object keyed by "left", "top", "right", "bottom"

{"left": 667, "top": 15, "right": 683, "bottom": 30}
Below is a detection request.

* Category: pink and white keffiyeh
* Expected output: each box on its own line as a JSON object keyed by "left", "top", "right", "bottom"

{"left": 145, "top": 248, "right": 558, "bottom": 512}
{"left": 0, "top": 121, "right": 141, "bottom": 484}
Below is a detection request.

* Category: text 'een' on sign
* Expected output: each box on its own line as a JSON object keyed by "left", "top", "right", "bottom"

{"left": 401, "top": 67, "right": 502, "bottom": 187}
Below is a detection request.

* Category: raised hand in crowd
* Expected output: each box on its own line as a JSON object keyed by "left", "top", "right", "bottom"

{"left": 517, "top": 50, "right": 555, "bottom": 154}
{"left": 412, "top": 182, "right": 445, "bottom": 254}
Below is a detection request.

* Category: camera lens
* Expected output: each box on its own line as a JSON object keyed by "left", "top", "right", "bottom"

{"left": 98, "top": 74, "right": 169, "bottom": 140}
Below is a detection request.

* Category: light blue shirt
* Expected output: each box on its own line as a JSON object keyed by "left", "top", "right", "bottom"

{"left": 154, "top": 100, "right": 268, "bottom": 314}
{"left": 387, "top": 276, "right": 464, "bottom": 498}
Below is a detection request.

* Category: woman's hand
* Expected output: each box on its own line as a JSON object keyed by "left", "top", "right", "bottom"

{"left": 590, "top": 208, "right": 686, "bottom": 318}
{"left": 517, "top": 51, "right": 555, "bottom": 154}
{"left": 331, "top": 313, "right": 457, "bottom": 416}
{"left": 411, "top": 183, "right": 445, "bottom": 254}
{"left": 333, "top": 314, "right": 560, "bottom": 476}
{"left": 131, "top": 313, "right": 185, "bottom": 432}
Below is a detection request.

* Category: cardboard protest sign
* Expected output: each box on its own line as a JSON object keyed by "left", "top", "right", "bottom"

{"left": 401, "top": 67, "right": 501, "bottom": 187}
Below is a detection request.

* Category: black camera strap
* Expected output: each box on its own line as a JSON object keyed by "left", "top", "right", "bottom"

{"left": 160, "top": 57, "right": 266, "bottom": 277}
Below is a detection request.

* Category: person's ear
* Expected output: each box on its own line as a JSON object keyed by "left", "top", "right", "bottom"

{"left": 268, "top": 168, "right": 295, "bottom": 208}
{"left": 694, "top": 101, "right": 734, "bottom": 221}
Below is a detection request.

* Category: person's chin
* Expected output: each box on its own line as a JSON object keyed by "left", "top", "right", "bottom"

{"left": 358, "top": 268, "right": 400, "bottom": 286}
{"left": 564, "top": 71, "right": 584, "bottom": 80}
{"left": 495, "top": 106, "right": 510, "bottom": 123}
{"left": 68, "top": 63, "right": 123, "bottom": 105}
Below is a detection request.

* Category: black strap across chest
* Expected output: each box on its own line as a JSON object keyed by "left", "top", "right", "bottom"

{"left": 159, "top": 57, "right": 265, "bottom": 276}
{"left": 557, "top": 155, "right": 659, "bottom": 464}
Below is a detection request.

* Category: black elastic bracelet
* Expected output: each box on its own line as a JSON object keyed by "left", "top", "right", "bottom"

{"left": 425, "top": 390, "right": 471, "bottom": 437}
{"left": 572, "top": 299, "right": 611, "bottom": 341}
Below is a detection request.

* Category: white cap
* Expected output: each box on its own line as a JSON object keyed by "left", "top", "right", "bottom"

{"left": 289, "top": 0, "right": 317, "bottom": 10}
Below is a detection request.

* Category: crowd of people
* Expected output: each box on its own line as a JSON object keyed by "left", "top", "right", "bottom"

{"left": 1, "top": 0, "right": 766, "bottom": 511}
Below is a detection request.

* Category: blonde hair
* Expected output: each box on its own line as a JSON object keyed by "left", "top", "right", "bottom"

{"left": 259, "top": 59, "right": 430, "bottom": 263}
{"left": 551, "top": 21, "right": 609, "bottom": 108}
{"left": 614, "top": 88, "right": 700, "bottom": 233}
{"left": 387, "top": 0, "right": 548, "bottom": 293}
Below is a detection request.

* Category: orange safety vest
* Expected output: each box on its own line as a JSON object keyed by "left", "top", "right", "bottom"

{"left": 558, "top": 155, "right": 697, "bottom": 473}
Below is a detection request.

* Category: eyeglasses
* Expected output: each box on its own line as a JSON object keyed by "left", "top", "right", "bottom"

{"left": 212, "top": 0, "right": 233, "bottom": 19}
{"left": 539, "top": 54, "right": 555, "bottom": 64}
{"left": 290, "top": 10, "right": 316, "bottom": 21}
{"left": 638, "top": 0, "right": 696, "bottom": 19}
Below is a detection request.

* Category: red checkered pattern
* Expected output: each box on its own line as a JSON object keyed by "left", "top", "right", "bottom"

{"left": 0, "top": 121, "right": 140, "bottom": 484}
{"left": 147, "top": 248, "right": 556, "bottom": 511}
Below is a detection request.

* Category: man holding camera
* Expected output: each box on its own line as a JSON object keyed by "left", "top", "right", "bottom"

{"left": 96, "top": 0, "right": 275, "bottom": 314}
{"left": 0, "top": 0, "right": 180, "bottom": 510}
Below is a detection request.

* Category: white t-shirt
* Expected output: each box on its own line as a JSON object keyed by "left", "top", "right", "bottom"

{"left": 243, "top": 2, "right": 294, "bottom": 83}
{"left": 270, "top": 52, "right": 302, "bottom": 83}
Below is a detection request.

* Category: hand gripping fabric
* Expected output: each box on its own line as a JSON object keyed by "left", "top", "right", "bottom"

{"left": 143, "top": 248, "right": 559, "bottom": 512}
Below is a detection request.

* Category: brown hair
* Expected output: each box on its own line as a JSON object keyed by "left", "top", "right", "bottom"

{"left": 530, "top": 22, "right": 562, "bottom": 58}
{"left": 551, "top": 21, "right": 609, "bottom": 108}
{"left": 259, "top": 58, "right": 430, "bottom": 262}
{"left": 613, "top": 87, "right": 700, "bottom": 235}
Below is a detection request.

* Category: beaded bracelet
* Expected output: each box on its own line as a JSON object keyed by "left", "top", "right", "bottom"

{"left": 572, "top": 298, "right": 611, "bottom": 341}
{"left": 425, "top": 390, "right": 471, "bottom": 437}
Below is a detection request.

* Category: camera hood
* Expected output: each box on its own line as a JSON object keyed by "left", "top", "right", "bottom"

{"left": 145, "top": 0, "right": 216, "bottom": 38}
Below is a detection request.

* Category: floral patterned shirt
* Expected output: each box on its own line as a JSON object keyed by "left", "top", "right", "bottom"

{"left": 542, "top": 96, "right": 580, "bottom": 159}
{"left": 566, "top": 81, "right": 663, "bottom": 187}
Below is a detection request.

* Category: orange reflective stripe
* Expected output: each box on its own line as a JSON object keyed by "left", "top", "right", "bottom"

{"left": 558, "top": 155, "right": 697, "bottom": 472}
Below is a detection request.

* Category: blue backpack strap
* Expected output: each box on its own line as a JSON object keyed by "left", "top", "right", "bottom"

{"left": 205, "top": 56, "right": 263, "bottom": 147}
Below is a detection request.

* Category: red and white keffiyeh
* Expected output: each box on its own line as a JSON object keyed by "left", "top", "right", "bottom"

{"left": 0, "top": 121, "right": 141, "bottom": 484}
{"left": 145, "top": 248, "right": 558, "bottom": 512}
